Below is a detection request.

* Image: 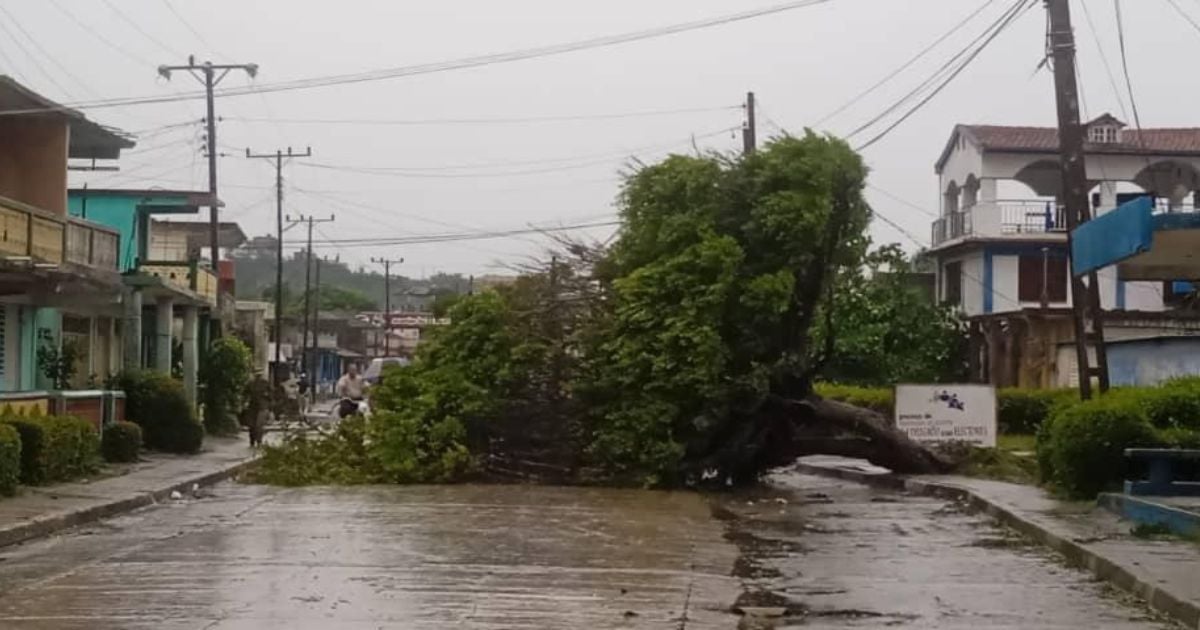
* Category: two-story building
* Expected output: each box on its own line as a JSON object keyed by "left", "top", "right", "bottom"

{"left": 931, "top": 114, "right": 1200, "bottom": 388}
{"left": 66, "top": 189, "right": 229, "bottom": 404}
{"left": 0, "top": 77, "right": 133, "bottom": 394}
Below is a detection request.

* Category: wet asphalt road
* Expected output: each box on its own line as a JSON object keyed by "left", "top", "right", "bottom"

{"left": 0, "top": 472, "right": 1179, "bottom": 629}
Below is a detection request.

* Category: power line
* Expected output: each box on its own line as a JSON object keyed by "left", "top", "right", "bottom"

{"left": 0, "top": 4, "right": 98, "bottom": 99}
{"left": 47, "top": 0, "right": 157, "bottom": 70}
{"left": 815, "top": 0, "right": 998, "bottom": 127}
{"left": 1112, "top": 0, "right": 1144, "bottom": 133}
{"left": 3, "top": 0, "right": 839, "bottom": 116}
{"left": 1077, "top": 0, "right": 1130, "bottom": 120}
{"left": 253, "top": 220, "right": 620, "bottom": 249}
{"left": 159, "top": 0, "right": 221, "bottom": 57}
{"left": 295, "top": 126, "right": 737, "bottom": 178}
{"left": 223, "top": 105, "right": 740, "bottom": 127}
{"left": 853, "top": 0, "right": 1036, "bottom": 151}
{"left": 100, "top": 0, "right": 186, "bottom": 59}
{"left": 867, "top": 184, "right": 938, "bottom": 218}
{"left": 0, "top": 11, "right": 75, "bottom": 98}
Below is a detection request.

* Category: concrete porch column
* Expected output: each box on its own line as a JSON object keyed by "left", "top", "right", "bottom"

{"left": 155, "top": 297, "right": 173, "bottom": 374}
{"left": 182, "top": 306, "right": 198, "bottom": 406}
{"left": 123, "top": 288, "right": 143, "bottom": 370}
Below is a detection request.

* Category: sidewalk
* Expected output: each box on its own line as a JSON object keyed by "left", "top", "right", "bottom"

{"left": 796, "top": 455, "right": 1200, "bottom": 629}
{"left": 0, "top": 436, "right": 257, "bottom": 549}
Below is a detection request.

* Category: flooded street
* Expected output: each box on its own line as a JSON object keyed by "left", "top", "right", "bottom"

{"left": 0, "top": 473, "right": 1178, "bottom": 629}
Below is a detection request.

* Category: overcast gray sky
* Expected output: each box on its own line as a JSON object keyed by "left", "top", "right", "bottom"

{"left": 5, "top": 0, "right": 1193, "bottom": 276}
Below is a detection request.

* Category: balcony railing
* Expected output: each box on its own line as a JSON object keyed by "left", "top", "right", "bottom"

{"left": 0, "top": 195, "right": 119, "bottom": 273}
{"left": 140, "top": 260, "right": 218, "bottom": 305}
{"left": 931, "top": 200, "right": 1067, "bottom": 246}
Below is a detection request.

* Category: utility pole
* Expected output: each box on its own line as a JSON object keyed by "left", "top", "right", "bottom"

{"left": 742, "top": 91, "right": 757, "bottom": 156}
{"left": 311, "top": 255, "right": 323, "bottom": 404}
{"left": 158, "top": 57, "right": 258, "bottom": 273}
{"left": 371, "top": 257, "right": 404, "bottom": 357}
{"left": 287, "top": 213, "right": 334, "bottom": 388}
{"left": 1046, "top": 0, "right": 1109, "bottom": 398}
{"left": 246, "top": 146, "right": 312, "bottom": 389}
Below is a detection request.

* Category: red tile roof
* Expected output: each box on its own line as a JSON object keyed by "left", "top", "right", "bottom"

{"left": 936, "top": 118, "right": 1200, "bottom": 172}
{"left": 964, "top": 125, "right": 1200, "bottom": 154}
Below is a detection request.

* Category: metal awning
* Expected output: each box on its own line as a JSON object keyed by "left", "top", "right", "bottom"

{"left": 1072, "top": 197, "right": 1200, "bottom": 280}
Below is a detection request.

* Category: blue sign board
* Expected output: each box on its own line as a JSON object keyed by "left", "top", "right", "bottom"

{"left": 1070, "top": 197, "right": 1154, "bottom": 277}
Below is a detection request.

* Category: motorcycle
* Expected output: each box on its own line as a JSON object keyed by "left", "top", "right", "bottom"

{"left": 334, "top": 397, "right": 370, "bottom": 420}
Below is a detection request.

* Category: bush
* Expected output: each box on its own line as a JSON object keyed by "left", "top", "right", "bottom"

{"left": 252, "top": 415, "right": 379, "bottom": 486}
{"left": 997, "top": 388, "right": 1077, "bottom": 435}
{"left": 1130, "top": 377, "right": 1200, "bottom": 431}
{"left": 101, "top": 421, "right": 142, "bottom": 463}
{"left": 3, "top": 417, "right": 48, "bottom": 484}
{"left": 118, "top": 370, "right": 205, "bottom": 454}
{"left": 200, "top": 337, "right": 253, "bottom": 435}
{"left": 40, "top": 416, "right": 99, "bottom": 481}
{"left": 1043, "top": 397, "right": 1161, "bottom": 499}
{"left": 813, "top": 384, "right": 894, "bottom": 416}
{"left": 2, "top": 415, "right": 97, "bottom": 483}
{"left": 0, "top": 424, "right": 19, "bottom": 496}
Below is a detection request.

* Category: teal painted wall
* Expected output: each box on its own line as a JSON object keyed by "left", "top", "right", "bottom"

{"left": 67, "top": 193, "right": 200, "bottom": 272}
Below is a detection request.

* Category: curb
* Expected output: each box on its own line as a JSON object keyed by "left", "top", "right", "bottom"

{"left": 0, "top": 457, "right": 257, "bottom": 550}
{"left": 794, "top": 462, "right": 1200, "bottom": 629}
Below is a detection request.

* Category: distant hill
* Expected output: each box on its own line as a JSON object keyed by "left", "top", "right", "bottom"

{"left": 230, "top": 237, "right": 471, "bottom": 311}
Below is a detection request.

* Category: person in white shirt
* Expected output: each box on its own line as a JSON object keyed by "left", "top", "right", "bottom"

{"left": 335, "top": 363, "right": 367, "bottom": 418}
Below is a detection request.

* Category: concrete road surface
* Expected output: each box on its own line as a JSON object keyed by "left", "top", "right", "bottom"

{"left": 0, "top": 475, "right": 1180, "bottom": 629}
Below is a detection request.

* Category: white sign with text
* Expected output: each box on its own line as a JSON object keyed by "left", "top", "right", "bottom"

{"left": 894, "top": 384, "right": 997, "bottom": 448}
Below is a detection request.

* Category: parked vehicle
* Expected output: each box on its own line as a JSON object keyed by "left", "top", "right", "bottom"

{"left": 362, "top": 357, "right": 409, "bottom": 385}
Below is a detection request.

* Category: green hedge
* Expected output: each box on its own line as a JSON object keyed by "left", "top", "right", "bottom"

{"left": 0, "top": 424, "right": 19, "bottom": 496}
{"left": 997, "top": 388, "right": 1076, "bottom": 435}
{"left": 1, "top": 414, "right": 97, "bottom": 484}
{"left": 118, "top": 370, "right": 205, "bottom": 454}
{"left": 3, "top": 416, "right": 47, "bottom": 484}
{"left": 813, "top": 383, "right": 894, "bottom": 416}
{"left": 101, "top": 421, "right": 142, "bottom": 463}
{"left": 1041, "top": 396, "right": 1162, "bottom": 499}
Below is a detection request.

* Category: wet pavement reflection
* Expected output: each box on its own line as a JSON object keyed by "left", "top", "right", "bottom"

{"left": 0, "top": 472, "right": 1182, "bottom": 628}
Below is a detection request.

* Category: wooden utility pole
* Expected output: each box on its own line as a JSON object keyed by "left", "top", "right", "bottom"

{"left": 158, "top": 57, "right": 258, "bottom": 273}
{"left": 246, "top": 146, "right": 312, "bottom": 388}
{"left": 287, "top": 213, "right": 334, "bottom": 385}
{"left": 1046, "top": 0, "right": 1109, "bottom": 398}
{"left": 371, "top": 257, "right": 404, "bottom": 357}
{"left": 311, "top": 255, "right": 323, "bottom": 403}
{"left": 742, "top": 91, "right": 757, "bottom": 156}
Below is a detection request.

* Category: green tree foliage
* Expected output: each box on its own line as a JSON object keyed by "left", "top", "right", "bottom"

{"left": 0, "top": 424, "right": 18, "bottom": 496}
{"left": 200, "top": 337, "right": 254, "bottom": 435}
{"left": 583, "top": 133, "right": 872, "bottom": 484}
{"left": 816, "top": 246, "right": 967, "bottom": 386}
{"left": 118, "top": 370, "right": 205, "bottom": 454}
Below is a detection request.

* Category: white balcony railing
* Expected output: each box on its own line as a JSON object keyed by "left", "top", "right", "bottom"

{"left": 931, "top": 200, "right": 1066, "bottom": 246}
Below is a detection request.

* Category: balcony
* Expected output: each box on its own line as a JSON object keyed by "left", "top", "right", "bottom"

{"left": 931, "top": 200, "right": 1067, "bottom": 247}
{"left": 0, "top": 194, "right": 119, "bottom": 274}
{"left": 139, "top": 260, "right": 218, "bottom": 305}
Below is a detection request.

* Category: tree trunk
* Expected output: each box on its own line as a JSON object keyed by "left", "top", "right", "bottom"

{"left": 768, "top": 395, "right": 955, "bottom": 474}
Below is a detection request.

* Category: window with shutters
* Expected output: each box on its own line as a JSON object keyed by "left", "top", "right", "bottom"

{"left": 1018, "top": 255, "right": 1068, "bottom": 303}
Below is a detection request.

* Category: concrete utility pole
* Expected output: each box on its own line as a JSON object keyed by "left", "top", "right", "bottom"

{"left": 1045, "top": 0, "right": 1109, "bottom": 398}
{"left": 158, "top": 57, "right": 258, "bottom": 273}
{"left": 371, "top": 257, "right": 404, "bottom": 357}
{"left": 287, "top": 214, "right": 334, "bottom": 386}
{"left": 246, "top": 146, "right": 312, "bottom": 389}
{"left": 742, "top": 91, "right": 757, "bottom": 156}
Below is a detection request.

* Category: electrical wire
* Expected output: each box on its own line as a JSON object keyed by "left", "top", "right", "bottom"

{"left": 815, "top": 0, "right": 998, "bottom": 127}
{"left": 1112, "top": 0, "right": 1144, "bottom": 133}
{"left": 100, "top": 0, "right": 187, "bottom": 59}
{"left": 853, "top": 0, "right": 1036, "bottom": 151}
{"left": 295, "top": 127, "right": 737, "bottom": 179}
{"left": 1078, "top": 0, "right": 1130, "bottom": 120}
{"left": 159, "top": 0, "right": 221, "bottom": 57}
{"left": 255, "top": 220, "right": 620, "bottom": 250}
{"left": 222, "top": 105, "right": 741, "bottom": 127}
{"left": 0, "top": 4, "right": 98, "bottom": 99}
{"left": 867, "top": 184, "right": 938, "bottom": 218}
{"left": 47, "top": 0, "right": 157, "bottom": 70}
{"left": 2, "top": 0, "right": 839, "bottom": 116}
{"left": 0, "top": 13, "right": 75, "bottom": 99}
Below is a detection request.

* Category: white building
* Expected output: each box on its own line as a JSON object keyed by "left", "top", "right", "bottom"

{"left": 931, "top": 114, "right": 1200, "bottom": 388}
